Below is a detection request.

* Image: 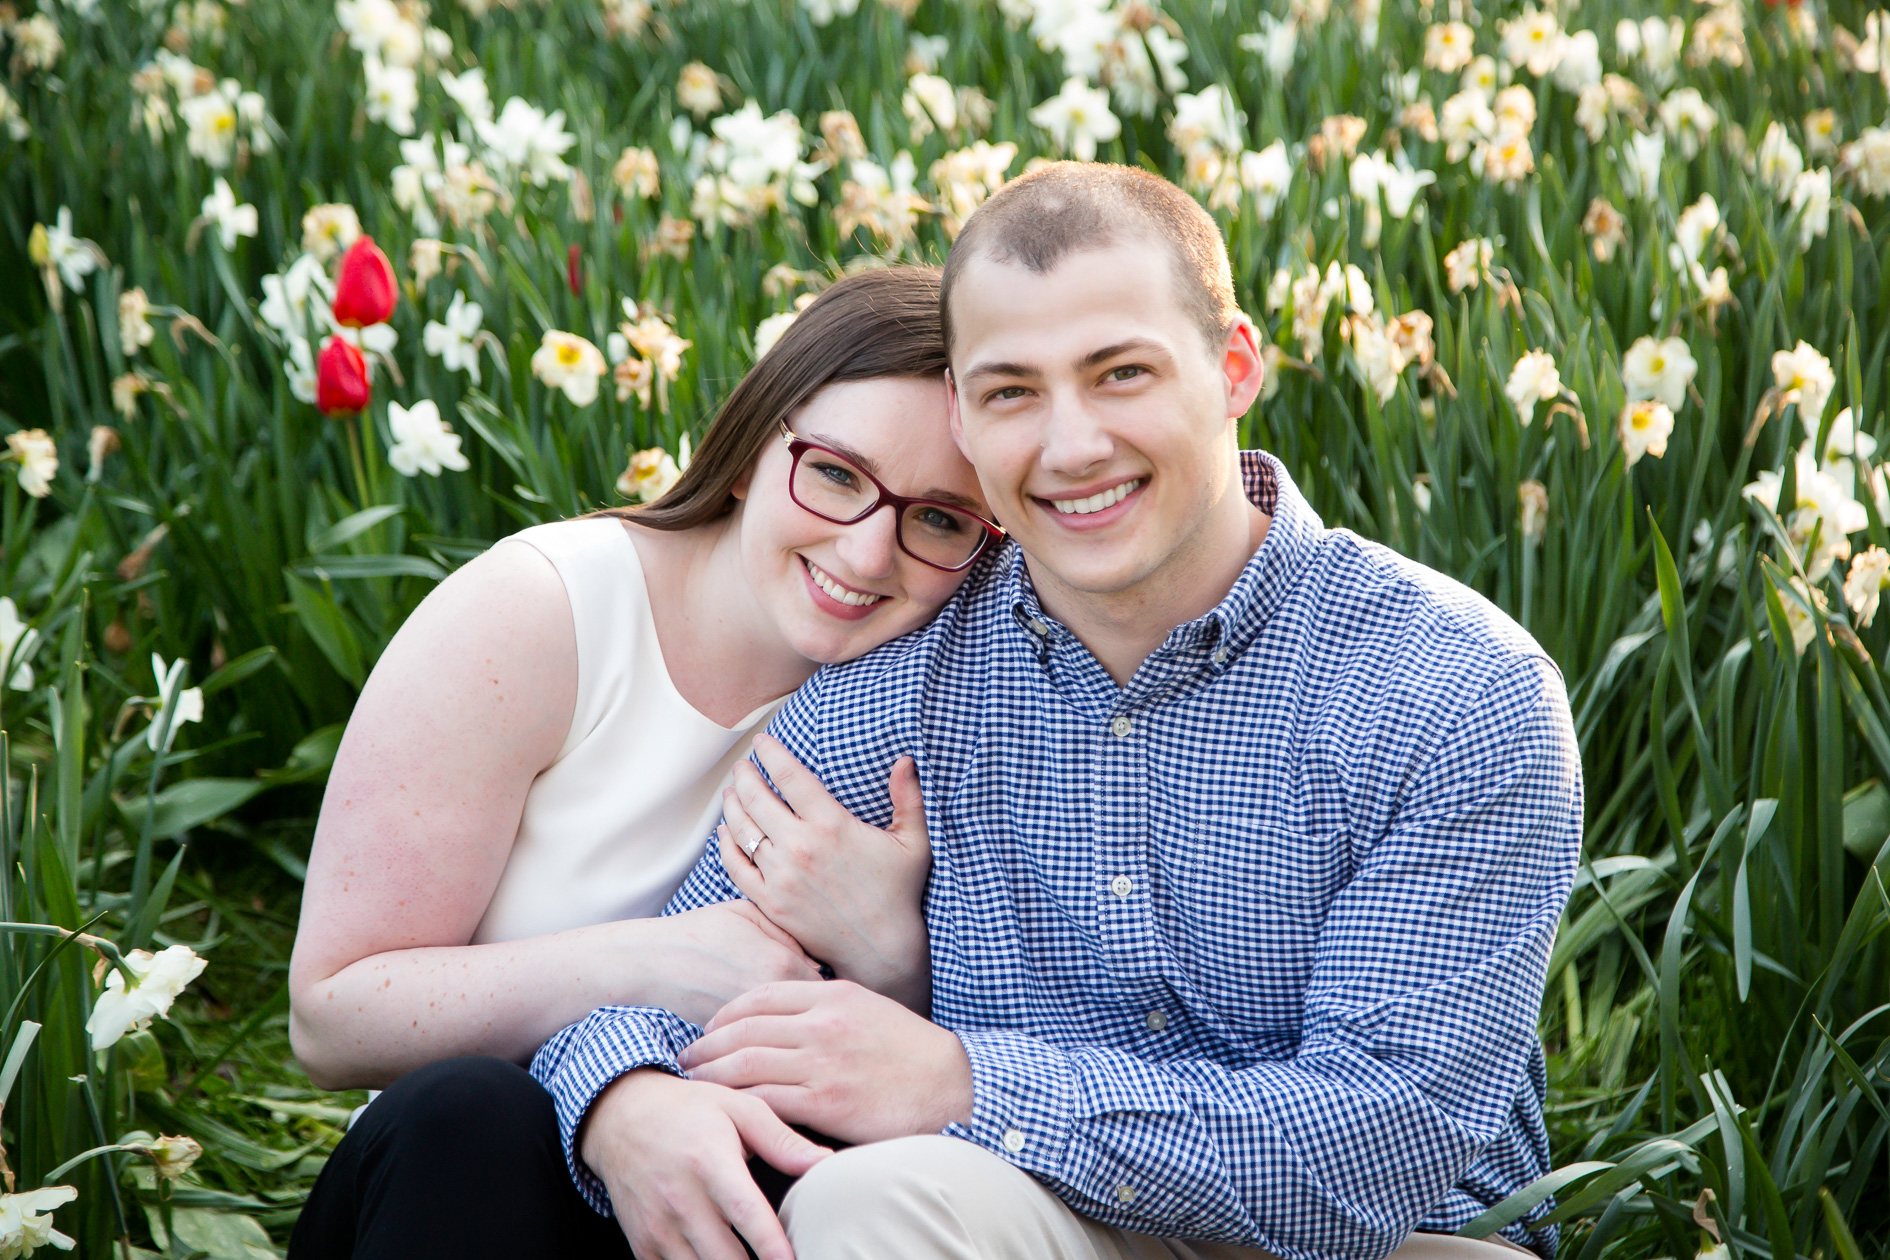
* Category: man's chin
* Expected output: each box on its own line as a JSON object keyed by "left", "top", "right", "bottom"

{"left": 1020, "top": 541, "right": 1162, "bottom": 601}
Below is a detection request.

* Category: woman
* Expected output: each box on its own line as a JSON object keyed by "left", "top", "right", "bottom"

{"left": 286, "top": 267, "right": 1001, "bottom": 1257}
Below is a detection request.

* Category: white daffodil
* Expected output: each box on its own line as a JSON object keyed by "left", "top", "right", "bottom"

{"left": 1772, "top": 340, "right": 1836, "bottom": 424}
{"left": 0, "top": 1185, "right": 78, "bottom": 1256}
{"left": 1029, "top": 77, "right": 1120, "bottom": 162}
{"left": 285, "top": 336, "right": 317, "bottom": 404}
{"left": 363, "top": 55, "right": 418, "bottom": 135}
{"left": 1238, "top": 12, "right": 1299, "bottom": 77}
{"left": 387, "top": 400, "right": 470, "bottom": 477}
{"left": 1757, "top": 122, "right": 1804, "bottom": 197}
{"left": 530, "top": 330, "right": 607, "bottom": 405}
{"left": 1618, "top": 399, "right": 1674, "bottom": 467}
{"left": 259, "top": 253, "right": 333, "bottom": 341}
{"left": 6, "top": 429, "right": 58, "bottom": 499}
{"left": 1621, "top": 130, "right": 1664, "bottom": 201}
{"left": 618, "top": 447, "right": 684, "bottom": 503}
{"left": 1551, "top": 29, "right": 1601, "bottom": 92}
{"left": 1238, "top": 141, "right": 1291, "bottom": 218}
{"left": 1170, "top": 85, "right": 1246, "bottom": 155}
{"left": 199, "top": 178, "right": 258, "bottom": 250}
{"left": 423, "top": 291, "right": 484, "bottom": 383}
{"left": 1658, "top": 87, "right": 1717, "bottom": 158}
{"left": 1622, "top": 336, "right": 1697, "bottom": 412}
{"left": 146, "top": 654, "right": 204, "bottom": 752}
{"left": 476, "top": 97, "right": 576, "bottom": 186}
{"left": 179, "top": 85, "right": 239, "bottom": 167}
{"left": 1423, "top": 21, "right": 1475, "bottom": 73}
{"left": 438, "top": 66, "right": 492, "bottom": 125}
{"left": 1443, "top": 237, "right": 1493, "bottom": 293}
{"left": 0, "top": 597, "right": 41, "bottom": 691}
{"left": 1506, "top": 349, "right": 1561, "bottom": 426}
{"left": 1671, "top": 194, "right": 1721, "bottom": 268}
{"left": 1439, "top": 89, "right": 1494, "bottom": 163}
{"left": 1498, "top": 6, "right": 1563, "bottom": 77}
{"left": 31, "top": 207, "right": 100, "bottom": 292}
{"left": 754, "top": 310, "right": 798, "bottom": 360}
{"left": 1788, "top": 167, "right": 1832, "bottom": 249}
{"left": 86, "top": 944, "right": 208, "bottom": 1049}
{"left": 1846, "top": 546, "right": 1890, "bottom": 627}
{"left": 1811, "top": 407, "right": 1878, "bottom": 464}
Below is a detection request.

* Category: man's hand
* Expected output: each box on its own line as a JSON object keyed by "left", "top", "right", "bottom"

{"left": 580, "top": 1068, "right": 831, "bottom": 1260}
{"left": 678, "top": 980, "right": 974, "bottom": 1144}
{"left": 718, "top": 736, "right": 932, "bottom": 1010}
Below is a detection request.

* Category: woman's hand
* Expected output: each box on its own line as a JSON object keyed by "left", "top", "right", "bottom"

{"left": 716, "top": 735, "right": 933, "bottom": 1011}
{"left": 581, "top": 1069, "right": 830, "bottom": 1260}
{"left": 632, "top": 901, "right": 825, "bottom": 1028}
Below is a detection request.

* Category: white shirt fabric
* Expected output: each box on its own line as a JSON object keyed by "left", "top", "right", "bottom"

{"left": 469, "top": 517, "right": 784, "bottom": 945}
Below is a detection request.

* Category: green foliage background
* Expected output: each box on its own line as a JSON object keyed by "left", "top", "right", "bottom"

{"left": 0, "top": 0, "right": 1887, "bottom": 1254}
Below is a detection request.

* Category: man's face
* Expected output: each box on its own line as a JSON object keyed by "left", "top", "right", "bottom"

{"left": 946, "top": 238, "right": 1263, "bottom": 601}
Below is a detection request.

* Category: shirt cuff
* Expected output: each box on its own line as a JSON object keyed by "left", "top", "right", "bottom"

{"left": 529, "top": 1005, "right": 702, "bottom": 1214}
{"left": 940, "top": 1029, "right": 1079, "bottom": 1182}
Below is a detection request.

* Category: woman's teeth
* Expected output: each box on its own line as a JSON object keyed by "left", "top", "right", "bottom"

{"left": 806, "top": 559, "right": 885, "bottom": 607}
{"left": 1050, "top": 479, "right": 1142, "bottom": 515}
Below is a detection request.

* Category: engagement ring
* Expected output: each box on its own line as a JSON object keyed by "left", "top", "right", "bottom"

{"left": 742, "top": 836, "right": 763, "bottom": 859}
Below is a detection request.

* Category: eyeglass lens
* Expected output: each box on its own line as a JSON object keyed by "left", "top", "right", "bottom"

{"left": 791, "top": 447, "right": 987, "bottom": 569}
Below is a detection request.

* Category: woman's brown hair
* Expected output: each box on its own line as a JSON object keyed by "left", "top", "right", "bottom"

{"left": 604, "top": 266, "right": 948, "bottom": 531}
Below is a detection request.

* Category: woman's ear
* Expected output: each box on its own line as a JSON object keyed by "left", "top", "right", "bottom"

{"left": 730, "top": 466, "right": 752, "bottom": 501}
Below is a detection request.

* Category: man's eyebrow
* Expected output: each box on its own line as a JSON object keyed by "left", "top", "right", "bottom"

{"left": 958, "top": 360, "right": 1039, "bottom": 385}
{"left": 1078, "top": 338, "right": 1171, "bottom": 369}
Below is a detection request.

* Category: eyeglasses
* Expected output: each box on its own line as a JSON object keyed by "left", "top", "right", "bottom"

{"left": 779, "top": 421, "right": 1004, "bottom": 573}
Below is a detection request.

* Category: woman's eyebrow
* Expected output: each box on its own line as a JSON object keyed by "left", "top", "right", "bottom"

{"left": 805, "top": 433, "right": 980, "bottom": 510}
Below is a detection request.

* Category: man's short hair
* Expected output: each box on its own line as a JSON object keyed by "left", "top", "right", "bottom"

{"left": 940, "top": 162, "right": 1241, "bottom": 355}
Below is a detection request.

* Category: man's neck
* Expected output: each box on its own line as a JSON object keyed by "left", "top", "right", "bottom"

{"left": 1027, "top": 485, "right": 1272, "bottom": 688}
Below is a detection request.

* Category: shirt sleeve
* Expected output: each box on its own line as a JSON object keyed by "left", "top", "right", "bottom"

{"left": 529, "top": 668, "right": 903, "bottom": 1216}
{"left": 939, "top": 656, "right": 1581, "bottom": 1260}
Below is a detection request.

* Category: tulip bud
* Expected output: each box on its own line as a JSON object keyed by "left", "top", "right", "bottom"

{"left": 331, "top": 236, "right": 398, "bottom": 329}
{"left": 316, "top": 336, "right": 372, "bottom": 415}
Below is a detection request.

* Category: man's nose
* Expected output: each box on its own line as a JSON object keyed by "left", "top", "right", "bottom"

{"left": 1037, "top": 392, "right": 1113, "bottom": 479}
{"left": 832, "top": 503, "right": 900, "bottom": 581}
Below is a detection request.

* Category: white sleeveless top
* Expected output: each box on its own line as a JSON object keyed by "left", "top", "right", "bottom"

{"left": 469, "top": 518, "right": 786, "bottom": 945}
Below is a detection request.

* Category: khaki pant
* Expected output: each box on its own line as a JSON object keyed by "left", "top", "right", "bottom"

{"left": 779, "top": 1135, "right": 1534, "bottom": 1260}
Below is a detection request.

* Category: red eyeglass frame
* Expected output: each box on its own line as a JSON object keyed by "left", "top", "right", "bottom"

{"left": 778, "top": 420, "right": 1005, "bottom": 573}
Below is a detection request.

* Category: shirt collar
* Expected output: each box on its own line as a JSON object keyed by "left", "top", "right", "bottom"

{"left": 1004, "top": 450, "right": 1325, "bottom": 670}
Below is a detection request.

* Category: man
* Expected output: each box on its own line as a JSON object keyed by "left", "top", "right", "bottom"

{"left": 536, "top": 162, "right": 1580, "bottom": 1260}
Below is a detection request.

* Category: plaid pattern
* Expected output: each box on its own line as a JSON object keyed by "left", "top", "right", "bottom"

{"left": 533, "top": 451, "right": 1581, "bottom": 1260}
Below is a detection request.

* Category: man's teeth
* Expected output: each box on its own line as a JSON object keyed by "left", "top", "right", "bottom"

{"left": 1050, "top": 479, "right": 1142, "bottom": 515}
{"left": 806, "top": 560, "right": 885, "bottom": 607}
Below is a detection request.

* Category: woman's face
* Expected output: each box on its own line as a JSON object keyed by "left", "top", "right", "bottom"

{"left": 735, "top": 375, "right": 991, "bottom": 665}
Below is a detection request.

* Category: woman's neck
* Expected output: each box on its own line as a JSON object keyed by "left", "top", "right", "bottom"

{"left": 627, "top": 514, "right": 819, "bottom": 728}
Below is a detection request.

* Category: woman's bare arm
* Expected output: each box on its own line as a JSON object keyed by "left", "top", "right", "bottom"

{"left": 288, "top": 542, "right": 819, "bottom": 1089}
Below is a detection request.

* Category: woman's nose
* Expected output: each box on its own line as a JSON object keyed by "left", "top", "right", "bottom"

{"left": 832, "top": 503, "right": 900, "bottom": 581}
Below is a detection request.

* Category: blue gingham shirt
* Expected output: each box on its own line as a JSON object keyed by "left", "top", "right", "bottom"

{"left": 532, "top": 451, "right": 1581, "bottom": 1260}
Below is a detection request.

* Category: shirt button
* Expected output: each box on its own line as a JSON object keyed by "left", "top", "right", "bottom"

{"left": 1110, "top": 874, "right": 1134, "bottom": 898}
{"left": 1110, "top": 715, "right": 1134, "bottom": 738}
{"left": 1029, "top": 618, "right": 1050, "bottom": 636}
{"left": 1002, "top": 1128, "right": 1027, "bottom": 1153}
{"left": 1117, "top": 1183, "right": 1138, "bottom": 1204}
{"left": 1145, "top": 1010, "right": 1168, "bottom": 1031}
{"left": 1211, "top": 647, "right": 1229, "bottom": 665}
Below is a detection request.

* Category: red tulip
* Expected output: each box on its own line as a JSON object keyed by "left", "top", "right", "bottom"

{"left": 332, "top": 236, "right": 398, "bottom": 329}
{"left": 568, "top": 243, "right": 582, "bottom": 296}
{"left": 316, "top": 336, "right": 372, "bottom": 415}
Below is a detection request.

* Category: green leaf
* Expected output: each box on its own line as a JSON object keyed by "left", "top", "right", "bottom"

{"left": 285, "top": 573, "right": 367, "bottom": 688}
{"left": 309, "top": 504, "right": 407, "bottom": 553}
{"left": 289, "top": 554, "right": 448, "bottom": 582}
{"left": 198, "top": 647, "right": 281, "bottom": 698}
{"left": 116, "top": 779, "right": 265, "bottom": 840}
{"left": 1840, "top": 780, "right": 1890, "bottom": 863}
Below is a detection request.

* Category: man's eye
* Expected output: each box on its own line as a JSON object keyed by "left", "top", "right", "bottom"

{"left": 988, "top": 386, "right": 1029, "bottom": 403}
{"left": 1106, "top": 365, "right": 1144, "bottom": 383}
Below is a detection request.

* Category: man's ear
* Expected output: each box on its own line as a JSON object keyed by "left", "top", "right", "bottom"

{"left": 1220, "top": 315, "right": 1265, "bottom": 420}
{"left": 946, "top": 369, "right": 972, "bottom": 461}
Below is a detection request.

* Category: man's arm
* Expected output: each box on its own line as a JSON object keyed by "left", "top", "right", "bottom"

{"left": 936, "top": 658, "right": 1579, "bottom": 1259}
{"left": 682, "top": 655, "right": 1579, "bottom": 1259}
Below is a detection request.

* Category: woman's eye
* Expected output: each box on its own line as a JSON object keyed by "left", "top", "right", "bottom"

{"left": 914, "top": 507, "right": 968, "bottom": 535}
{"left": 814, "top": 462, "right": 859, "bottom": 488}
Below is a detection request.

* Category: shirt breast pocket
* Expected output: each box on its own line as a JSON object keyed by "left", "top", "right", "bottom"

{"left": 1169, "top": 824, "right": 1353, "bottom": 939}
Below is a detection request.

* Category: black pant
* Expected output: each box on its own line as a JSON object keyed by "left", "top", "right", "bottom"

{"left": 289, "top": 1056, "right": 634, "bottom": 1259}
